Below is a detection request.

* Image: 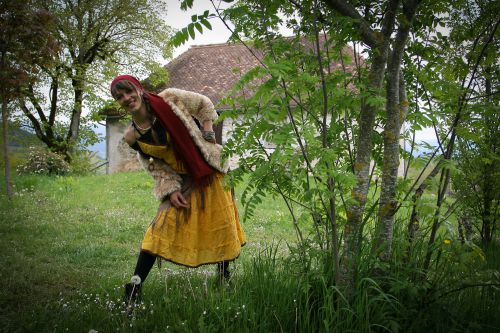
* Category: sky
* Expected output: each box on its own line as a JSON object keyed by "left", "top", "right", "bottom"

{"left": 166, "top": 0, "right": 233, "bottom": 58}
{"left": 88, "top": 0, "right": 437, "bottom": 159}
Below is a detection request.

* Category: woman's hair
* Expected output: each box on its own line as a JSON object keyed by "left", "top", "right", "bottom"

{"left": 110, "top": 79, "right": 140, "bottom": 100}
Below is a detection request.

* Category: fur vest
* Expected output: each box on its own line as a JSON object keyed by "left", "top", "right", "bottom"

{"left": 135, "top": 88, "right": 227, "bottom": 201}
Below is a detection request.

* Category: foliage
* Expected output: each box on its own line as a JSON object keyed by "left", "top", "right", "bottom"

{"left": 1, "top": 0, "right": 498, "bottom": 330}
{"left": 447, "top": 0, "right": 499, "bottom": 244}
{"left": 0, "top": 0, "right": 57, "bottom": 98}
{"left": 402, "top": 0, "right": 499, "bottom": 249}
{"left": 170, "top": 8, "right": 213, "bottom": 46}
{"left": 67, "top": 149, "right": 99, "bottom": 176}
{"left": 176, "top": 0, "right": 425, "bottom": 286}
{"left": 12, "top": 0, "right": 173, "bottom": 159}
{"left": 16, "top": 146, "right": 70, "bottom": 175}
{"left": 0, "top": 0, "right": 58, "bottom": 198}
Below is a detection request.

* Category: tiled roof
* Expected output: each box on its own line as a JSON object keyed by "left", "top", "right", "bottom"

{"left": 161, "top": 42, "right": 262, "bottom": 109}
{"left": 102, "top": 38, "right": 361, "bottom": 119}
{"left": 160, "top": 38, "right": 360, "bottom": 109}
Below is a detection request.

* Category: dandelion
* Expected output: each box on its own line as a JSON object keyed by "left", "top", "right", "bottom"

{"left": 203, "top": 310, "right": 207, "bottom": 315}
{"left": 443, "top": 239, "right": 451, "bottom": 245}
{"left": 131, "top": 275, "right": 142, "bottom": 285}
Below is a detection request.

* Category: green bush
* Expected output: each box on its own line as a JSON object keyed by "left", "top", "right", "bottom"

{"left": 67, "top": 149, "right": 97, "bottom": 175}
{"left": 16, "top": 147, "right": 70, "bottom": 176}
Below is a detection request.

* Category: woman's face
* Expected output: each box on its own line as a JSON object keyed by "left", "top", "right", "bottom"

{"left": 114, "top": 87, "right": 143, "bottom": 114}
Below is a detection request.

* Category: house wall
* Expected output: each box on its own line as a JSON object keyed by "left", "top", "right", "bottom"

{"left": 106, "top": 118, "right": 142, "bottom": 174}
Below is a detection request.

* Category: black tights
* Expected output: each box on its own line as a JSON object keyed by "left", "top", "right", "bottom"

{"left": 133, "top": 250, "right": 230, "bottom": 283}
{"left": 133, "top": 251, "right": 156, "bottom": 283}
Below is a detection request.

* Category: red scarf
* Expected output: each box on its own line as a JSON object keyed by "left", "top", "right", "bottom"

{"left": 110, "top": 75, "right": 215, "bottom": 186}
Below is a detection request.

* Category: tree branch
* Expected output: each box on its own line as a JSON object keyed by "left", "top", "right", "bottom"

{"left": 321, "top": 0, "right": 379, "bottom": 47}
{"left": 26, "top": 84, "right": 48, "bottom": 124}
{"left": 19, "top": 101, "right": 48, "bottom": 145}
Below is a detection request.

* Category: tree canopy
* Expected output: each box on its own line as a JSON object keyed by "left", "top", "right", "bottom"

{"left": 12, "top": 0, "right": 173, "bottom": 159}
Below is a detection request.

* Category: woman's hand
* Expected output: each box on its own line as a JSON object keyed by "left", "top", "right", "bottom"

{"left": 170, "top": 191, "right": 189, "bottom": 208}
{"left": 123, "top": 124, "right": 138, "bottom": 145}
{"left": 202, "top": 130, "right": 216, "bottom": 143}
{"left": 202, "top": 120, "right": 216, "bottom": 143}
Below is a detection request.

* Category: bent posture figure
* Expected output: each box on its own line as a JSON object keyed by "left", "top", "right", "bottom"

{"left": 110, "top": 75, "right": 246, "bottom": 302}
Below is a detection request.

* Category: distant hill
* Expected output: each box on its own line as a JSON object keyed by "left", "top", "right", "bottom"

{"left": 87, "top": 123, "right": 106, "bottom": 159}
{"left": 2, "top": 122, "right": 106, "bottom": 158}
{"left": 0, "top": 123, "right": 40, "bottom": 169}
{"left": 1, "top": 123, "right": 40, "bottom": 149}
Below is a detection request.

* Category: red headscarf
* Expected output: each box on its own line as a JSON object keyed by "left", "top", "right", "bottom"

{"left": 110, "top": 75, "right": 215, "bottom": 186}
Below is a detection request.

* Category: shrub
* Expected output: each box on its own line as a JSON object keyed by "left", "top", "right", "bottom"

{"left": 67, "top": 149, "right": 96, "bottom": 175}
{"left": 16, "top": 147, "right": 70, "bottom": 176}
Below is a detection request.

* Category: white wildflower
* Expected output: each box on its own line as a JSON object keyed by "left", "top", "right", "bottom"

{"left": 131, "top": 275, "right": 142, "bottom": 285}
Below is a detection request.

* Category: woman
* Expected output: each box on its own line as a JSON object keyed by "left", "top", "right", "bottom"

{"left": 110, "top": 75, "right": 246, "bottom": 303}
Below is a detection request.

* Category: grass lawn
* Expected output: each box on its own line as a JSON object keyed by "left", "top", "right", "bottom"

{"left": 0, "top": 171, "right": 302, "bottom": 332}
{"left": 0, "top": 171, "right": 498, "bottom": 332}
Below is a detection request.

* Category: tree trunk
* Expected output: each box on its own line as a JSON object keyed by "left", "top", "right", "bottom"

{"left": 481, "top": 70, "right": 496, "bottom": 245}
{"left": 340, "top": 50, "right": 389, "bottom": 286}
{"left": 407, "top": 187, "right": 423, "bottom": 245}
{"left": 67, "top": 87, "right": 84, "bottom": 145}
{"left": 0, "top": 48, "right": 13, "bottom": 199}
{"left": 1, "top": 97, "right": 13, "bottom": 199}
{"left": 375, "top": 67, "right": 403, "bottom": 260}
{"left": 67, "top": 66, "right": 86, "bottom": 149}
{"left": 373, "top": 0, "right": 419, "bottom": 261}
{"left": 322, "top": 0, "right": 401, "bottom": 292}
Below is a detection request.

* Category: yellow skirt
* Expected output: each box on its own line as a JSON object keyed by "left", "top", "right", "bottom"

{"left": 141, "top": 173, "right": 246, "bottom": 267}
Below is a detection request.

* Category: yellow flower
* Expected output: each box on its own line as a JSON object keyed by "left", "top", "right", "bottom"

{"left": 443, "top": 239, "right": 451, "bottom": 245}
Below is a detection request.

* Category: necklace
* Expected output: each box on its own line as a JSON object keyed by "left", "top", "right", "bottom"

{"left": 133, "top": 117, "right": 154, "bottom": 132}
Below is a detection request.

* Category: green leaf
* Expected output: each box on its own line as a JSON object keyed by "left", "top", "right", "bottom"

{"left": 188, "top": 24, "right": 195, "bottom": 39}
{"left": 180, "top": 0, "right": 193, "bottom": 10}
{"left": 194, "top": 22, "right": 203, "bottom": 33}
{"left": 191, "top": 14, "right": 197, "bottom": 22}
{"left": 200, "top": 18, "right": 212, "bottom": 30}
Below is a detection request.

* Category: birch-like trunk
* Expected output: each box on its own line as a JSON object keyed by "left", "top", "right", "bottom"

{"left": 1, "top": 97, "right": 13, "bottom": 199}
{"left": 1, "top": 48, "right": 13, "bottom": 199}
{"left": 322, "top": 0, "right": 401, "bottom": 292}
{"left": 341, "top": 53, "right": 388, "bottom": 274}
{"left": 373, "top": 0, "right": 420, "bottom": 260}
